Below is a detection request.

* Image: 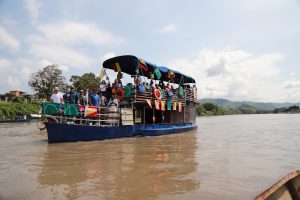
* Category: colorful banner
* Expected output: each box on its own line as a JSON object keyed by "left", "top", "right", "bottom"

{"left": 155, "top": 100, "right": 160, "bottom": 110}
{"left": 113, "top": 62, "right": 121, "bottom": 72}
{"left": 167, "top": 101, "right": 172, "bottom": 110}
{"left": 139, "top": 58, "right": 148, "bottom": 71}
{"left": 99, "top": 68, "right": 105, "bottom": 81}
{"left": 161, "top": 100, "right": 165, "bottom": 111}
{"left": 85, "top": 106, "right": 97, "bottom": 117}
{"left": 168, "top": 70, "right": 175, "bottom": 79}
{"left": 178, "top": 102, "right": 182, "bottom": 112}
{"left": 154, "top": 67, "right": 162, "bottom": 79}
{"left": 173, "top": 101, "right": 177, "bottom": 110}
{"left": 145, "top": 99, "right": 152, "bottom": 108}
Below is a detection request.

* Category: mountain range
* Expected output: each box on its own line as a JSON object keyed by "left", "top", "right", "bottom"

{"left": 198, "top": 98, "right": 300, "bottom": 111}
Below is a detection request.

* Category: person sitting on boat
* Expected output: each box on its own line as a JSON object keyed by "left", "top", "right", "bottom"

{"left": 65, "top": 85, "right": 79, "bottom": 104}
{"left": 89, "top": 89, "right": 100, "bottom": 107}
{"left": 50, "top": 87, "right": 64, "bottom": 103}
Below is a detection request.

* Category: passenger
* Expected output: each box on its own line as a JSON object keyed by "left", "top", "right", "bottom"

{"left": 150, "top": 80, "right": 155, "bottom": 90}
{"left": 108, "top": 95, "right": 118, "bottom": 118}
{"left": 50, "top": 87, "right": 64, "bottom": 103}
{"left": 89, "top": 89, "right": 100, "bottom": 107}
{"left": 136, "top": 73, "right": 143, "bottom": 86}
{"left": 105, "top": 83, "right": 112, "bottom": 103}
{"left": 115, "top": 72, "right": 123, "bottom": 89}
{"left": 145, "top": 82, "right": 150, "bottom": 91}
{"left": 159, "top": 80, "right": 165, "bottom": 89}
{"left": 65, "top": 85, "right": 79, "bottom": 104}
{"left": 100, "top": 80, "right": 106, "bottom": 93}
{"left": 79, "top": 90, "right": 87, "bottom": 106}
{"left": 165, "top": 83, "right": 173, "bottom": 97}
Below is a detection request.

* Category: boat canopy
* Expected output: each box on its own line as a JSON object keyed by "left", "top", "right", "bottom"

{"left": 102, "top": 55, "right": 195, "bottom": 84}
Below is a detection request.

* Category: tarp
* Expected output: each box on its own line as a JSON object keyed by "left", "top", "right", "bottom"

{"left": 102, "top": 55, "right": 195, "bottom": 84}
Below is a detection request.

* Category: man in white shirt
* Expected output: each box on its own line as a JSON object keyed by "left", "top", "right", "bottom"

{"left": 50, "top": 87, "right": 64, "bottom": 103}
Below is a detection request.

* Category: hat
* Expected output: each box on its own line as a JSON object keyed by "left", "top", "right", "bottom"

{"left": 54, "top": 87, "right": 59, "bottom": 91}
{"left": 80, "top": 89, "right": 84, "bottom": 92}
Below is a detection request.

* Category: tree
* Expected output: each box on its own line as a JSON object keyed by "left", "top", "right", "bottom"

{"left": 70, "top": 73, "right": 100, "bottom": 91}
{"left": 28, "top": 65, "right": 66, "bottom": 99}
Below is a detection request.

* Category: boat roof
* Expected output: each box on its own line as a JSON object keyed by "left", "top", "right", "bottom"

{"left": 102, "top": 55, "right": 196, "bottom": 84}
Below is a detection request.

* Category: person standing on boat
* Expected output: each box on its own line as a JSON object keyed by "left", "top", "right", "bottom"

{"left": 105, "top": 83, "right": 112, "bottom": 103}
{"left": 50, "top": 87, "right": 64, "bottom": 103}
{"left": 65, "top": 85, "right": 79, "bottom": 104}
{"left": 89, "top": 89, "right": 100, "bottom": 107}
{"left": 79, "top": 90, "right": 87, "bottom": 106}
{"left": 99, "top": 80, "right": 107, "bottom": 106}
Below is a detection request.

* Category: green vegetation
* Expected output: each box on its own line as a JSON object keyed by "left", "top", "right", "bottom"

{"left": 0, "top": 102, "right": 40, "bottom": 120}
{"left": 196, "top": 102, "right": 272, "bottom": 116}
{"left": 273, "top": 105, "right": 300, "bottom": 114}
{"left": 28, "top": 64, "right": 66, "bottom": 99}
{"left": 196, "top": 102, "right": 300, "bottom": 116}
{"left": 70, "top": 72, "right": 100, "bottom": 91}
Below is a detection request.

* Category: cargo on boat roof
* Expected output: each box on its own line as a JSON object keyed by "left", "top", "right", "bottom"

{"left": 103, "top": 55, "right": 196, "bottom": 84}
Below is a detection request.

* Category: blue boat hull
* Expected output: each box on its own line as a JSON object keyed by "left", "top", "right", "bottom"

{"left": 44, "top": 122, "right": 197, "bottom": 143}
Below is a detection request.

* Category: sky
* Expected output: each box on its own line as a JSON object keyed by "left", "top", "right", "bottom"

{"left": 0, "top": 0, "right": 300, "bottom": 102}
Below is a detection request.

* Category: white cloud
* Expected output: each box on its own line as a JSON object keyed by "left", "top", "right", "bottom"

{"left": 24, "top": 0, "right": 41, "bottom": 23}
{"left": 0, "top": 58, "right": 12, "bottom": 70}
{"left": 29, "top": 43, "right": 92, "bottom": 68}
{"left": 283, "top": 80, "right": 300, "bottom": 89}
{"left": 0, "top": 25, "right": 20, "bottom": 52}
{"left": 100, "top": 52, "right": 116, "bottom": 63}
{"left": 161, "top": 24, "right": 177, "bottom": 33}
{"left": 8, "top": 76, "right": 21, "bottom": 90}
{"left": 36, "top": 21, "right": 123, "bottom": 46}
{"left": 169, "top": 48, "right": 283, "bottom": 102}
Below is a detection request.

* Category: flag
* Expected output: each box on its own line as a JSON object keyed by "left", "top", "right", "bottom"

{"left": 155, "top": 100, "right": 160, "bottom": 110}
{"left": 154, "top": 68, "right": 162, "bottom": 79}
{"left": 168, "top": 70, "right": 175, "bottom": 79}
{"left": 99, "top": 68, "right": 105, "bottom": 81}
{"left": 167, "top": 101, "right": 172, "bottom": 110}
{"left": 173, "top": 101, "right": 177, "bottom": 110}
{"left": 112, "top": 62, "right": 121, "bottom": 72}
{"left": 178, "top": 102, "right": 182, "bottom": 112}
{"left": 85, "top": 106, "right": 97, "bottom": 117}
{"left": 161, "top": 101, "right": 165, "bottom": 111}
{"left": 145, "top": 99, "right": 152, "bottom": 108}
{"left": 139, "top": 58, "right": 148, "bottom": 71}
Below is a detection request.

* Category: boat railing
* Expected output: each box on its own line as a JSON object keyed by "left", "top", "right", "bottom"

{"left": 44, "top": 106, "right": 121, "bottom": 126}
{"left": 127, "top": 87, "right": 191, "bottom": 106}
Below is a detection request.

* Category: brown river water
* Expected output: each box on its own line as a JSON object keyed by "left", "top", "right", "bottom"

{"left": 0, "top": 114, "right": 299, "bottom": 200}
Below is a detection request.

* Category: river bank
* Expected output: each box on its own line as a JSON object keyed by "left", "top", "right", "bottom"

{"left": 0, "top": 101, "right": 40, "bottom": 120}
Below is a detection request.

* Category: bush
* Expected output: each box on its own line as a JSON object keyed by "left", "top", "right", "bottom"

{"left": 0, "top": 102, "right": 40, "bottom": 120}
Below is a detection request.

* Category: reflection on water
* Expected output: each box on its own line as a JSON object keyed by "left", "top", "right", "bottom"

{"left": 38, "top": 134, "right": 199, "bottom": 200}
{"left": 0, "top": 114, "right": 300, "bottom": 200}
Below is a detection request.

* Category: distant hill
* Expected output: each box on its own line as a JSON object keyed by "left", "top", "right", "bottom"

{"left": 199, "top": 98, "right": 300, "bottom": 111}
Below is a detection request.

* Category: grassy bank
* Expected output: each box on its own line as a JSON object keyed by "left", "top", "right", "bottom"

{"left": 196, "top": 103, "right": 271, "bottom": 116}
{"left": 0, "top": 102, "right": 40, "bottom": 120}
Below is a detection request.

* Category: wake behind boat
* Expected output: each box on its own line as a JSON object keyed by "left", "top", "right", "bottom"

{"left": 42, "top": 55, "right": 197, "bottom": 143}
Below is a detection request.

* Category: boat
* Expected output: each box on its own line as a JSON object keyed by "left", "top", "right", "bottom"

{"left": 42, "top": 55, "right": 198, "bottom": 143}
{"left": 255, "top": 169, "right": 300, "bottom": 200}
